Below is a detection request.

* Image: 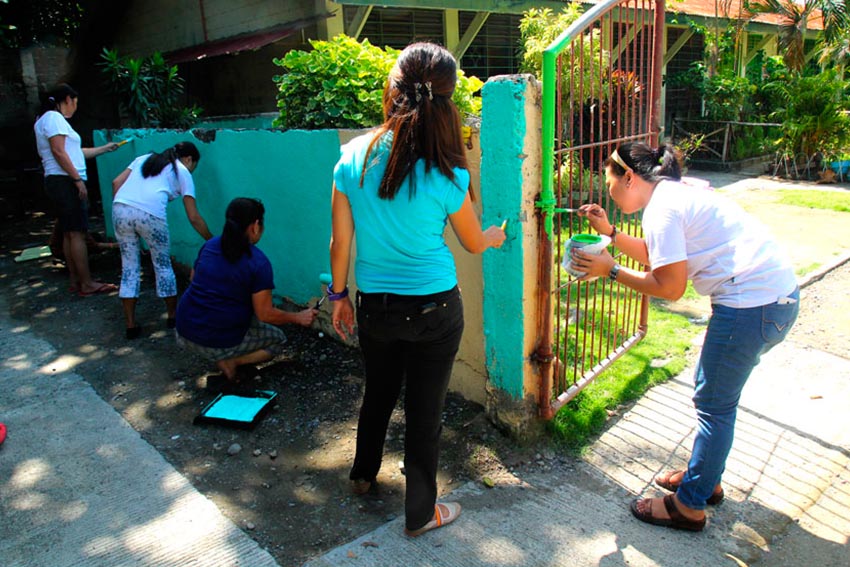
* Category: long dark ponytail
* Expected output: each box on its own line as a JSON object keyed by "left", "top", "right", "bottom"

{"left": 141, "top": 141, "right": 201, "bottom": 178}
{"left": 362, "top": 42, "right": 467, "bottom": 200}
{"left": 38, "top": 84, "right": 78, "bottom": 117}
{"left": 221, "top": 198, "right": 265, "bottom": 263}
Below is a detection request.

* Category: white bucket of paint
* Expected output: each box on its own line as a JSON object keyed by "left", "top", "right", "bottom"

{"left": 562, "top": 233, "right": 612, "bottom": 279}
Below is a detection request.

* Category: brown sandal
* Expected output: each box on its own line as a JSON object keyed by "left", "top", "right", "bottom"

{"left": 630, "top": 494, "right": 706, "bottom": 532}
{"left": 654, "top": 469, "right": 724, "bottom": 505}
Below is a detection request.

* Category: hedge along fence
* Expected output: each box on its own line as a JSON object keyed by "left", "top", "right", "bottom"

{"left": 93, "top": 77, "right": 540, "bottom": 429}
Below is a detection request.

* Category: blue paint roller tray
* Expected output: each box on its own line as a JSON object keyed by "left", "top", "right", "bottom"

{"left": 194, "top": 390, "right": 277, "bottom": 429}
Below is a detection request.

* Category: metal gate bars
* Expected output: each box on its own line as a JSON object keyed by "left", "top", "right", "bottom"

{"left": 537, "top": 0, "right": 665, "bottom": 418}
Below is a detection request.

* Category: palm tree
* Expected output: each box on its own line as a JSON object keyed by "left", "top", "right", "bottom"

{"left": 748, "top": 0, "right": 819, "bottom": 73}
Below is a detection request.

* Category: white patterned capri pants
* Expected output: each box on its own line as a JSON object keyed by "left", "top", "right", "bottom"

{"left": 113, "top": 203, "right": 176, "bottom": 299}
{"left": 176, "top": 317, "right": 287, "bottom": 362}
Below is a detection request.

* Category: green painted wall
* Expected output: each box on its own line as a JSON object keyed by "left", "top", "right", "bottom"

{"left": 93, "top": 127, "right": 348, "bottom": 305}
{"left": 94, "top": 90, "right": 536, "bottom": 410}
{"left": 480, "top": 77, "right": 531, "bottom": 400}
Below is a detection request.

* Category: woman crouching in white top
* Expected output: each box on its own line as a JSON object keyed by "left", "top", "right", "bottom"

{"left": 571, "top": 141, "right": 799, "bottom": 532}
{"left": 111, "top": 142, "right": 212, "bottom": 339}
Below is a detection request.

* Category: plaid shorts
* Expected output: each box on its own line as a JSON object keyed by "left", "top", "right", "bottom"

{"left": 176, "top": 317, "right": 286, "bottom": 362}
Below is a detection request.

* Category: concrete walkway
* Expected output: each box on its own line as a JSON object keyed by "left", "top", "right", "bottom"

{"left": 0, "top": 296, "right": 280, "bottom": 567}
{"left": 302, "top": 340, "right": 850, "bottom": 567}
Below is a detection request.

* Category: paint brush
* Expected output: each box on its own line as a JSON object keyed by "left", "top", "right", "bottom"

{"left": 116, "top": 139, "right": 130, "bottom": 147}
{"left": 500, "top": 219, "right": 507, "bottom": 231}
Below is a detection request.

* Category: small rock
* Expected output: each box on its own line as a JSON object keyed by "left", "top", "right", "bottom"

{"left": 269, "top": 450, "right": 278, "bottom": 459}
{"left": 318, "top": 332, "right": 324, "bottom": 338}
{"left": 171, "top": 435, "right": 180, "bottom": 440}
{"left": 398, "top": 460, "right": 406, "bottom": 474}
{"left": 482, "top": 476, "right": 495, "bottom": 488}
{"left": 253, "top": 449, "right": 262, "bottom": 457}
{"left": 227, "top": 443, "right": 242, "bottom": 456}
{"left": 245, "top": 522, "right": 256, "bottom": 530}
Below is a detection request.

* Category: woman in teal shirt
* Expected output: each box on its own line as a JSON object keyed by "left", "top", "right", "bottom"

{"left": 329, "top": 42, "right": 505, "bottom": 537}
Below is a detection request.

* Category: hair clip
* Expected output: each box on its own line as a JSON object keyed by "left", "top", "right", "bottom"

{"left": 412, "top": 82, "right": 433, "bottom": 103}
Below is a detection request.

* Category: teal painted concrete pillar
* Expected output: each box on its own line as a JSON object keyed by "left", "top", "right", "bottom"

{"left": 480, "top": 75, "right": 546, "bottom": 439}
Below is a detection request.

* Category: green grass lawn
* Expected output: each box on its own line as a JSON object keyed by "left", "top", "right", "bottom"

{"left": 777, "top": 189, "right": 850, "bottom": 212}
{"left": 549, "top": 299, "right": 701, "bottom": 452}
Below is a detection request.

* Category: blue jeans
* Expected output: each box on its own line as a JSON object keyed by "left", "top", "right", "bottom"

{"left": 350, "top": 286, "right": 464, "bottom": 531}
{"left": 677, "top": 287, "right": 800, "bottom": 509}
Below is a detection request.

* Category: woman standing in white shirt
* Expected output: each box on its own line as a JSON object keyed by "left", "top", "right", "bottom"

{"left": 34, "top": 84, "right": 119, "bottom": 296}
{"left": 111, "top": 142, "right": 212, "bottom": 339}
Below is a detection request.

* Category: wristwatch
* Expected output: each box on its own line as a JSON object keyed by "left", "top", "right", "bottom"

{"left": 608, "top": 264, "right": 621, "bottom": 281}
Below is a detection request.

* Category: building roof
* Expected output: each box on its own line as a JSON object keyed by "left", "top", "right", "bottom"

{"left": 665, "top": 0, "right": 824, "bottom": 31}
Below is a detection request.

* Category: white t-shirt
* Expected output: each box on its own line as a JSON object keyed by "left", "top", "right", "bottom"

{"left": 642, "top": 180, "right": 796, "bottom": 308}
{"left": 34, "top": 110, "right": 86, "bottom": 179}
{"left": 113, "top": 154, "right": 196, "bottom": 219}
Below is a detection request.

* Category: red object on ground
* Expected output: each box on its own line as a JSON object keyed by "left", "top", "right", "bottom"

{"left": 0, "top": 423, "right": 6, "bottom": 446}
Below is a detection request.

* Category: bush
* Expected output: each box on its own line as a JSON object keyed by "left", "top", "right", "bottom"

{"left": 702, "top": 73, "right": 755, "bottom": 122}
{"left": 272, "top": 35, "right": 483, "bottom": 130}
{"left": 519, "top": 4, "right": 608, "bottom": 107}
{"left": 765, "top": 70, "right": 850, "bottom": 158}
{"left": 99, "top": 48, "right": 202, "bottom": 129}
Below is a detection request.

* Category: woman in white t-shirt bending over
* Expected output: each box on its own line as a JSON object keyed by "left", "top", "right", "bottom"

{"left": 34, "top": 83, "right": 119, "bottom": 296}
{"left": 572, "top": 142, "right": 799, "bottom": 532}
{"left": 111, "top": 142, "right": 212, "bottom": 339}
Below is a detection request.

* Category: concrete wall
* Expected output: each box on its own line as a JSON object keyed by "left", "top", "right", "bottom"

{"left": 93, "top": 125, "right": 492, "bottom": 403}
{"left": 112, "top": 0, "right": 315, "bottom": 57}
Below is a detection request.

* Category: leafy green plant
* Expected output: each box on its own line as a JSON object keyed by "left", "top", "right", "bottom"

{"left": 519, "top": 4, "right": 608, "bottom": 107}
{"left": 99, "top": 48, "right": 201, "bottom": 129}
{"left": 272, "top": 35, "right": 483, "bottom": 130}
{"left": 702, "top": 72, "right": 756, "bottom": 121}
{"left": 765, "top": 70, "right": 850, "bottom": 159}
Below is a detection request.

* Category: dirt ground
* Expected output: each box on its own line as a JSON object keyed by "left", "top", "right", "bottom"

{"left": 0, "top": 211, "right": 544, "bottom": 567}
{"left": 1, "top": 179, "right": 848, "bottom": 566}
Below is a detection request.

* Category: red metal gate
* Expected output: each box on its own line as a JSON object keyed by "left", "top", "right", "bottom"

{"left": 538, "top": 0, "right": 665, "bottom": 418}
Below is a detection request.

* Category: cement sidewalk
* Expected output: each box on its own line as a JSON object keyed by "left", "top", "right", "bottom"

{"left": 303, "top": 341, "right": 850, "bottom": 567}
{"left": 0, "top": 297, "right": 281, "bottom": 567}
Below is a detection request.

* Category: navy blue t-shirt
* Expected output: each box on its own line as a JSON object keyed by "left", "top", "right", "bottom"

{"left": 176, "top": 236, "right": 275, "bottom": 348}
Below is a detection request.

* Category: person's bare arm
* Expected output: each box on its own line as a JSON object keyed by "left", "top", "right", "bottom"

{"left": 578, "top": 203, "right": 649, "bottom": 265}
{"left": 329, "top": 186, "right": 356, "bottom": 339}
{"left": 82, "top": 142, "right": 118, "bottom": 159}
{"left": 448, "top": 193, "right": 505, "bottom": 253}
{"left": 252, "top": 289, "right": 317, "bottom": 326}
{"left": 112, "top": 168, "right": 131, "bottom": 196}
{"left": 572, "top": 249, "right": 688, "bottom": 301}
{"left": 182, "top": 196, "right": 213, "bottom": 240}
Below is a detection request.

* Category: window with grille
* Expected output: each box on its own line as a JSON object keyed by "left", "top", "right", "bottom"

{"left": 459, "top": 12, "right": 522, "bottom": 79}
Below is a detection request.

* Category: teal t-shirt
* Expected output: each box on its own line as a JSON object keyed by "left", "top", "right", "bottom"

{"left": 333, "top": 131, "right": 469, "bottom": 295}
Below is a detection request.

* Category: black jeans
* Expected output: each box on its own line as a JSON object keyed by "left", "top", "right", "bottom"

{"left": 350, "top": 286, "right": 464, "bottom": 531}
